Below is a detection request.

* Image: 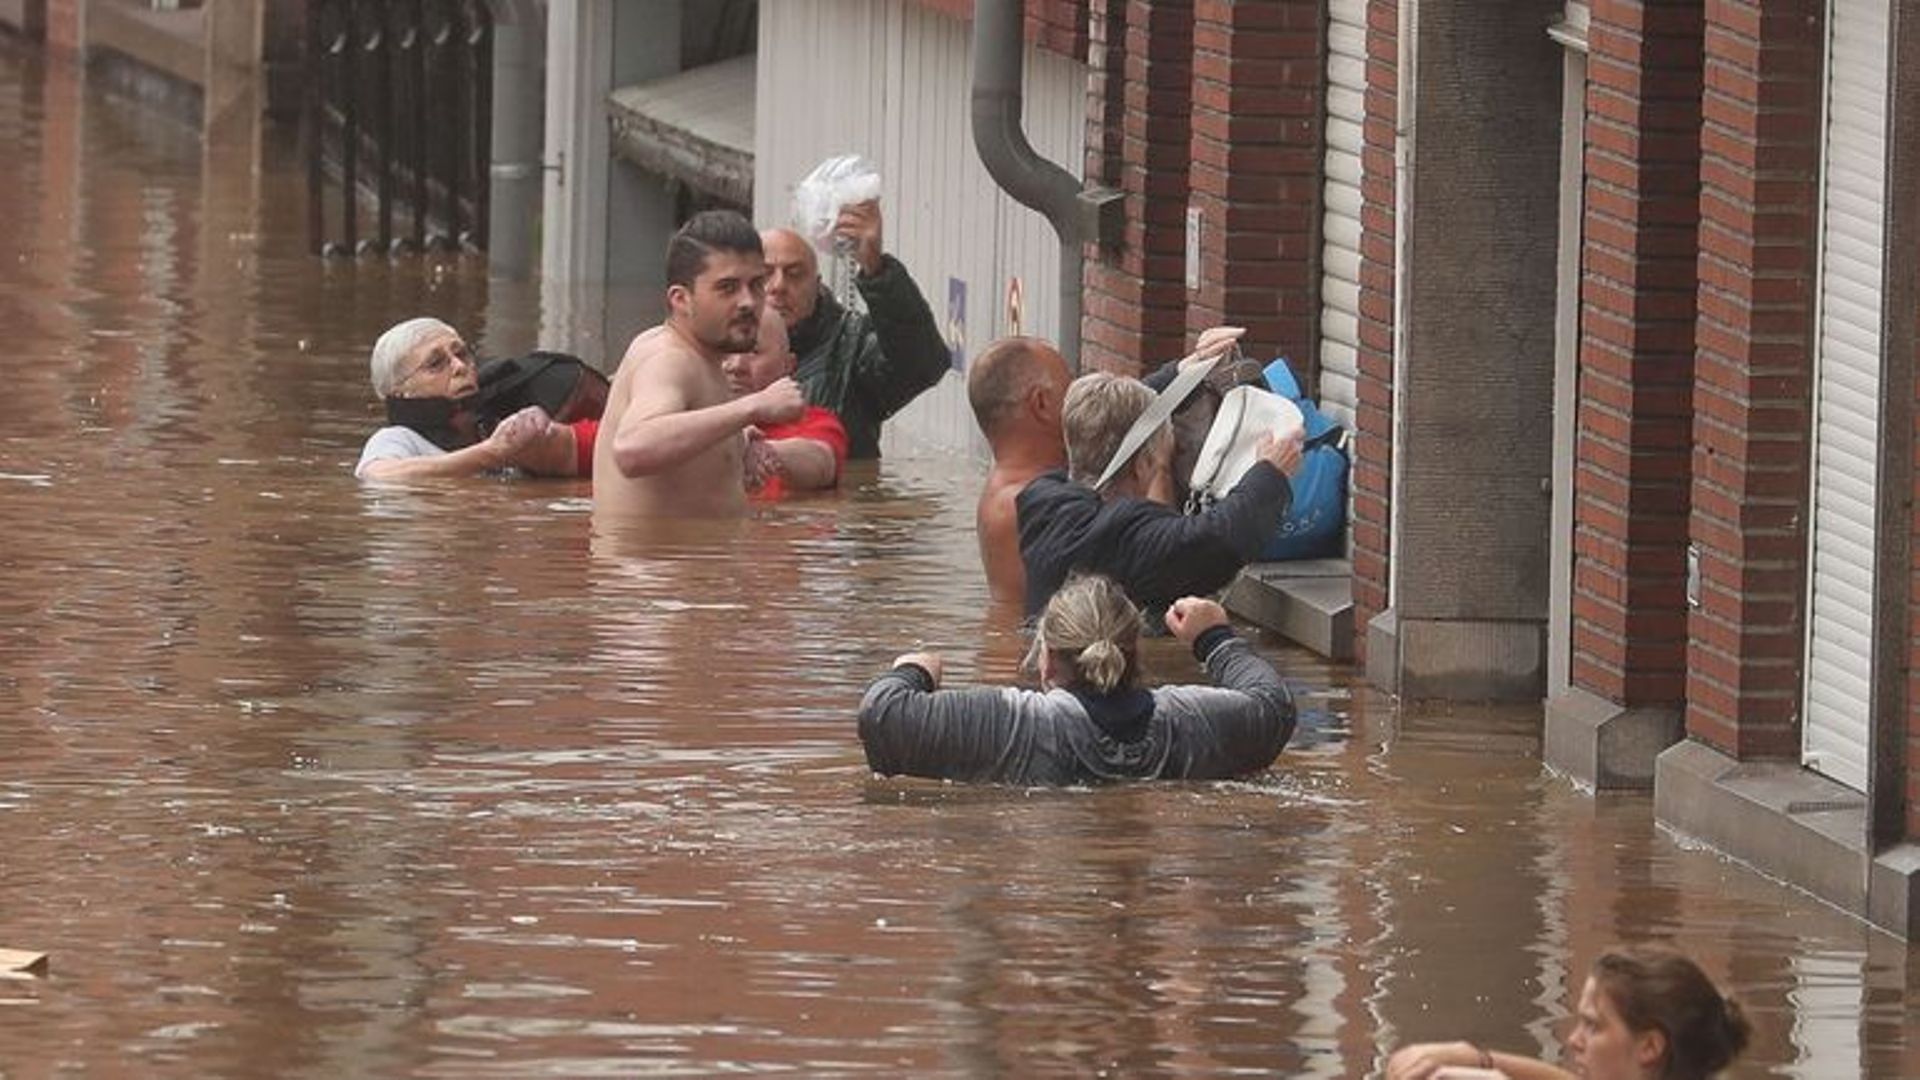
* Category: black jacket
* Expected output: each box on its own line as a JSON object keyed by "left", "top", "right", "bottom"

{"left": 1015, "top": 464, "right": 1293, "bottom": 618}
{"left": 789, "top": 254, "right": 950, "bottom": 460}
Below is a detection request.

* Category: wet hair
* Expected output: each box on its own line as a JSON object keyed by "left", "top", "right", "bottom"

{"left": 968, "top": 337, "right": 1060, "bottom": 438}
{"left": 665, "top": 210, "right": 764, "bottom": 291}
{"left": 370, "top": 317, "right": 456, "bottom": 397}
{"left": 1032, "top": 575, "right": 1144, "bottom": 694}
{"left": 1591, "top": 946, "right": 1751, "bottom": 1080}
{"left": 1062, "top": 371, "right": 1161, "bottom": 486}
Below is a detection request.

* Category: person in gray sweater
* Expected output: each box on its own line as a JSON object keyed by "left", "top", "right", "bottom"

{"left": 857, "top": 575, "right": 1295, "bottom": 785}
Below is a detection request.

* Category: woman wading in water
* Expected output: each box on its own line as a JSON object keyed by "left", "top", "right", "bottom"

{"left": 1387, "top": 945, "right": 1751, "bottom": 1080}
{"left": 857, "top": 574, "right": 1295, "bottom": 784}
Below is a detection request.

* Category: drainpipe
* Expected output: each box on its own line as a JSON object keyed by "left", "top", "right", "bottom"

{"left": 488, "top": 1, "right": 546, "bottom": 280}
{"left": 970, "top": 0, "right": 1119, "bottom": 370}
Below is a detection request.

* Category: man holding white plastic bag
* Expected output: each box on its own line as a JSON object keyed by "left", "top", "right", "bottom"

{"left": 1015, "top": 343, "right": 1305, "bottom": 620}
{"left": 761, "top": 155, "right": 950, "bottom": 460}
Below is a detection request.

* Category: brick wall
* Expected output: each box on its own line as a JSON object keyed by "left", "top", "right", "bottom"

{"left": 1350, "top": 0, "right": 1396, "bottom": 664}
{"left": 909, "top": 0, "right": 1090, "bottom": 60}
{"left": 1569, "top": 1, "right": 1705, "bottom": 707}
{"left": 1183, "top": 0, "right": 1322, "bottom": 374}
{"left": 1685, "top": 0, "right": 1823, "bottom": 758}
{"left": 1082, "top": 0, "right": 1193, "bottom": 376}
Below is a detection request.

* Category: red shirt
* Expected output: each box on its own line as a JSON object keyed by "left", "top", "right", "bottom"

{"left": 569, "top": 419, "right": 600, "bottom": 477}
{"left": 754, "top": 406, "right": 849, "bottom": 501}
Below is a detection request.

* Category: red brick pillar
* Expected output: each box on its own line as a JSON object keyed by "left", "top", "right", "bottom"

{"left": 1350, "top": 0, "right": 1396, "bottom": 665}
{"left": 1025, "top": 0, "right": 1089, "bottom": 55}
{"left": 1083, "top": 0, "right": 1193, "bottom": 377}
{"left": 1184, "top": 0, "right": 1321, "bottom": 371}
{"left": 1567, "top": 2, "right": 1705, "bottom": 706}
{"left": 1686, "top": 0, "right": 1823, "bottom": 757}
{"left": 45, "top": 0, "right": 82, "bottom": 51}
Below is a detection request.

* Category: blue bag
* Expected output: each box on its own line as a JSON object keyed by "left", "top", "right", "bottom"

{"left": 1260, "top": 357, "right": 1349, "bottom": 561}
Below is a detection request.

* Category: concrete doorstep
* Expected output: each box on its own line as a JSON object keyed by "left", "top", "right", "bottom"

{"left": 1222, "top": 558, "right": 1354, "bottom": 662}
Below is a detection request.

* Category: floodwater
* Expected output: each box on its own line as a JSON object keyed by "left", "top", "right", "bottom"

{"left": 1, "top": 42, "right": 1916, "bottom": 1080}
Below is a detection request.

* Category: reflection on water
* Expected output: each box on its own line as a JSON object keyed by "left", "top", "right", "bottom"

{"left": 0, "top": 41, "right": 1916, "bottom": 1079}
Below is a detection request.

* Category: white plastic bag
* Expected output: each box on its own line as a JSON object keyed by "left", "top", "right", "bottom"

{"left": 1187, "top": 386, "right": 1305, "bottom": 510}
{"left": 791, "top": 154, "right": 883, "bottom": 253}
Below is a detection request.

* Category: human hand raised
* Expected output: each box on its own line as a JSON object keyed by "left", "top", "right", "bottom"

{"left": 1257, "top": 427, "right": 1306, "bottom": 479}
{"left": 1183, "top": 325, "right": 1247, "bottom": 370}
{"left": 833, "top": 199, "right": 885, "bottom": 277}
{"left": 1163, "top": 597, "right": 1229, "bottom": 645}
{"left": 891, "top": 651, "right": 943, "bottom": 687}
{"left": 747, "top": 377, "right": 807, "bottom": 427}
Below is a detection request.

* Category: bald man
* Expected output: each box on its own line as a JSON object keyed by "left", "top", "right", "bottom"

{"left": 966, "top": 336, "right": 1071, "bottom": 604}
{"left": 724, "top": 306, "right": 849, "bottom": 500}
{"left": 761, "top": 198, "right": 949, "bottom": 460}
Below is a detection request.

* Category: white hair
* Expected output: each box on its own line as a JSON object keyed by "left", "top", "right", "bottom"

{"left": 369, "top": 317, "right": 456, "bottom": 397}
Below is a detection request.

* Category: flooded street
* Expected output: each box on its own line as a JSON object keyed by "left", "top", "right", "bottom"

{"left": 1, "top": 42, "right": 1917, "bottom": 1078}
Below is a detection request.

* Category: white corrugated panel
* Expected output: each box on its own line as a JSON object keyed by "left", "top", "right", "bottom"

{"left": 756, "top": 0, "right": 1087, "bottom": 459}
{"left": 1804, "top": 0, "right": 1888, "bottom": 793}
{"left": 1317, "top": 0, "right": 1367, "bottom": 432}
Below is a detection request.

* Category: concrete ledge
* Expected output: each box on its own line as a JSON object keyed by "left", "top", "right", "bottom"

{"left": 1870, "top": 845, "right": 1920, "bottom": 940}
{"left": 1543, "top": 684, "right": 1681, "bottom": 790}
{"left": 1222, "top": 558, "right": 1353, "bottom": 661}
{"left": 0, "top": 0, "right": 46, "bottom": 38}
{"left": 1366, "top": 608, "right": 1399, "bottom": 695}
{"left": 1399, "top": 617, "right": 1544, "bottom": 700}
{"left": 1653, "top": 740, "right": 1920, "bottom": 937}
{"left": 89, "top": 0, "right": 204, "bottom": 88}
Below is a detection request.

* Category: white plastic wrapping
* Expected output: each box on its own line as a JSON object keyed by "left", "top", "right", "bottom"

{"left": 790, "top": 154, "right": 883, "bottom": 253}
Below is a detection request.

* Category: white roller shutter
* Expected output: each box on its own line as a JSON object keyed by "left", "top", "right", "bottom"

{"left": 1317, "top": 0, "right": 1366, "bottom": 431}
{"left": 1804, "top": 0, "right": 1888, "bottom": 793}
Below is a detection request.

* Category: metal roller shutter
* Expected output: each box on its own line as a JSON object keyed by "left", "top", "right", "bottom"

{"left": 1317, "top": 0, "right": 1366, "bottom": 430}
{"left": 1804, "top": 0, "right": 1888, "bottom": 793}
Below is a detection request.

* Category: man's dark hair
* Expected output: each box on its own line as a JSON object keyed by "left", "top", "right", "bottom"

{"left": 665, "top": 210, "right": 764, "bottom": 290}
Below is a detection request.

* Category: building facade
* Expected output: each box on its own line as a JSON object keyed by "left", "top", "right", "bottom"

{"left": 810, "top": 0, "right": 1919, "bottom": 937}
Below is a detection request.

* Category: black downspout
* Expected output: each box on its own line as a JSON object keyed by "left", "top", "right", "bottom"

{"left": 969, "top": 0, "right": 1117, "bottom": 370}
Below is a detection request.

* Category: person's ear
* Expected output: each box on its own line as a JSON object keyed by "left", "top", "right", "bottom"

{"left": 666, "top": 283, "right": 692, "bottom": 320}
{"left": 1025, "top": 381, "right": 1055, "bottom": 422}
{"left": 1634, "top": 1028, "right": 1668, "bottom": 1072}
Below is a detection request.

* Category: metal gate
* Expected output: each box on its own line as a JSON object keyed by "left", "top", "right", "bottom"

{"left": 304, "top": 0, "right": 493, "bottom": 256}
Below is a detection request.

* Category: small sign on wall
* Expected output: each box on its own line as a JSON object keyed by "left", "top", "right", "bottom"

{"left": 946, "top": 277, "right": 968, "bottom": 371}
{"left": 1185, "top": 204, "right": 1203, "bottom": 291}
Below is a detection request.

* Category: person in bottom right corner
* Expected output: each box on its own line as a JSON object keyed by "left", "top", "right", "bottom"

{"left": 1386, "top": 944, "right": 1751, "bottom": 1080}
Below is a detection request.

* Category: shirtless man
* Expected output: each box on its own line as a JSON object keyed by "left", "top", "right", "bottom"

{"left": 965, "top": 337, "right": 1071, "bottom": 604}
{"left": 593, "top": 211, "right": 806, "bottom": 518}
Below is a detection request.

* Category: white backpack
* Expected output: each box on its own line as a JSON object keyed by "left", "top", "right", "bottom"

{"left": 1185, "top": 385, "right": 1304, "bottom": 512}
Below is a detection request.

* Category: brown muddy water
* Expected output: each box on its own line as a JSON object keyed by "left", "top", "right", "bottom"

{"left": 1, "top": 42, "right": 1916, "bottom": 1080}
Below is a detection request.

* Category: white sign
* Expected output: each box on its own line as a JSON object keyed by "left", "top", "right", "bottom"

{"left": 1185, "top": 205, "right": 1203, "bottom": 291}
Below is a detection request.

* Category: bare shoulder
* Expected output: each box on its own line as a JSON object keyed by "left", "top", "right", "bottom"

{"left": 613, "top": 326, "right": 702, "bottom": 386}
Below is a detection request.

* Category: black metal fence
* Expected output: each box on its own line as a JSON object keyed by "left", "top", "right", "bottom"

{"left": 304, "top": 0, "right": 493, "bottom": 256}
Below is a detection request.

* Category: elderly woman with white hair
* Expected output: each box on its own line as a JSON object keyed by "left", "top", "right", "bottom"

{"left": 355, "top": 318, "right": 595, "bottom": 481}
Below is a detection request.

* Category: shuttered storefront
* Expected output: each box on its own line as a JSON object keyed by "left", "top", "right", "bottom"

{"left": 1317, "top": 0, "right": 1366, "bottom": 430}
{"left": 1803, "top": 0, "right": 1888, "bottom": 792}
